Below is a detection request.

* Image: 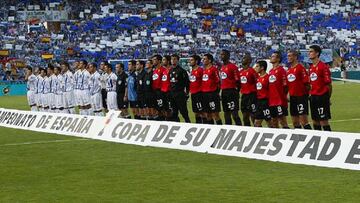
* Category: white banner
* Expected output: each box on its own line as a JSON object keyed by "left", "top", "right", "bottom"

{"left": 0, "top": 108, "right": 360, "bottom": 171}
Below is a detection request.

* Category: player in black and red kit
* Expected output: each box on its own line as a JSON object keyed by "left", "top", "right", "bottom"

{"left": 254, "top": 60, "right": 272, "bottom": 127}
{"left": 160, "top": 55, "right": 172, "bottom": 120}
{"left": 219, "top": 50, "right": 242, "bottom": 125}
{"left": 144, "top": 59, "right": 156, "bottom": 120}
{"left": 287, "top": 50, "right": 312, "bottom": 129}
{"left": 152, "top": 55, "right": 166, "bottom": 120}
{"left": 239, "top": 53, "right": 258, "bottom": 126}
{"left": 268, "top": 51, "right": 289, "bottom": 128}
{"left": 201, "top": 54, "right": 222, "bottom": 125}
{"left": 308, "top": 45, "right": 332, "bottom": 131}
{"left": 189, "top": 55, "right": 205, "bottom": 124}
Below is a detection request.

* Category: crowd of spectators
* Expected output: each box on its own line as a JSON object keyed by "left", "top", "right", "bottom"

{"left": 0, "top": 0, "right": 359, "bottom": 80}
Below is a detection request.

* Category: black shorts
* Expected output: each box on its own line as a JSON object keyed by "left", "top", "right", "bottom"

{"left": 202, "top": 91, "right": 221, "bottom": 113}
{"left": 255, "top": 99, "right": 271, "bottom": 121}
{"left": 310, "top": 93, "right": 331, "bottom": 121}
{"left": 137, "top": 94, "right": 145, "bottom": 108}
{"left": 101, "top": 89, "right": 107, "bottom": 109}
{"left": 270, "top": 105, "right": 288, "bottom": 118}
{"left": 129, "top": 101, "right": 138, "bottom": 108}
{"left": 144, "top": 91, "right": 155, "bottom": 108}
{"left": 241, "top": 92, "right": 257, "bottom": 113}
{"left": 221, "top": 88, "right": 239, "bottom": 112}
{"left": 290, "top": 95, "right": 309, "bottom": 116}
{"left": 155, "top": 90, "right": 165, "bottom": 111}
{"left": 191, "top": 92, "right": 204, "bottom": 113}
{"left": 161, "top": 91, "right": 171, "bottom": 112}
{"left": 117, "top": 93, "right": 128, "bottom": 109}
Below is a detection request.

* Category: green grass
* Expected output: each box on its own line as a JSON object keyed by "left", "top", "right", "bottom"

{"left": 0, "top": 82, "right": 360, "bottom": 202}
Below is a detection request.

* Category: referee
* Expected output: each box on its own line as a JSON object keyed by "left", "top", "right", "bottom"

{"left": 169, "top": 54, "right": 191, "bottom": 123}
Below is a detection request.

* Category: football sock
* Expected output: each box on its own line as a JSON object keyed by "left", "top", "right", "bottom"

{"left": 323, "top": 125, "right": 332, "bottom": 131}
{"left": 313, "top": 124, "right": 322, "bottom": 130}
{"left": 303, "top": 124, "right": 312, "bottom": 129}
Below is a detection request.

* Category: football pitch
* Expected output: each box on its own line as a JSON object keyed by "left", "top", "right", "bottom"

{"left": 0, "top": 82, "right": 360, "bottom": 202}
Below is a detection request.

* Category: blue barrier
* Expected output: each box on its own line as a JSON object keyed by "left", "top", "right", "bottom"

{"left": 0, "top": 83, "right": 27, "bottom": 96}
{"left": 331, "top": 71, "right": 360, "bottom": 80}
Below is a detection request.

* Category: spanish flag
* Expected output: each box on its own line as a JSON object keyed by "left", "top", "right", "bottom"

{"left": 0, "top": 50, "right": 9, "bottom": 56}
{"left": 41, "top": 53, "right": 54, "bottom": 59}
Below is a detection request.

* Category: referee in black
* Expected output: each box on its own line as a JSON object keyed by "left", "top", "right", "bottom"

{"left": 169, "top": 54, "right": 191, "bottom": 123}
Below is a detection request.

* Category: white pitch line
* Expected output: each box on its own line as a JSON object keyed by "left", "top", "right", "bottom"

{"left": 0, "top": 138, "right": 89, "bottom": 147}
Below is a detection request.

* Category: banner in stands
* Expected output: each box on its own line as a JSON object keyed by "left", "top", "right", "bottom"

{"left": 0, "top": 108, "right": 359, "bottom": 171}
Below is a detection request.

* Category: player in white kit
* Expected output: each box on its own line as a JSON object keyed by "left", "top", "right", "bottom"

{"left": 78, "top": 60, "right": 92, "bottom": 115}
{"left": 48, "top": 65, "right": 57, "bottom": 113}
{"left": 25, "top": 66, "right": 38, "bottom": 111}
{"left": 54, "top": 66, "right": 65, "bottom": 113}
{"left": 73, "top": 61, "right": 82, "bottom": 113}
{"left": 88, "top": 63, "right": 104, "bottom": 116}
{"left": 36, "top": 68, "right": 45, "bottom": 111}
{"left": 104, "top": 62, "right": 118, "bottom": 111}
{"left": 99, "top": 61, "right": 108, "bottom": 111}
{"left": 61, "top": 61, "right": 76, "bottom": 114}
{"left": 42, "top": 69, "right": 51, "bottom": 112}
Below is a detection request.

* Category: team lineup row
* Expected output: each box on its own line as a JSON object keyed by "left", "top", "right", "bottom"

{"left": 25, "top": 45, "right": 332, "bottom": 131}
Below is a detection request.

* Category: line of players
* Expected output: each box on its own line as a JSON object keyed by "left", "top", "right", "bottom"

{"left": 25, "top": 45, "right": 332, "bottom": 131}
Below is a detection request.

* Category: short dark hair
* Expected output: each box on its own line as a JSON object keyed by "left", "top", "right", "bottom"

{"left": 90, "top": 62, "right": 97, "bottom": 68}
{"left": 60, "top": 61, "right": 70, "bottom": 68}
{"left": 117, "top": 63, "right": 124, "bottom": 69}
{"left": 129, "top": 60, "right": 136, "bottom": 66}
{"left": 309, "top": 45, "right": 322, "bottom": 57}
{"left": 204, "top": 53, "right": 214, "bottom": 63}
{"left": 191, "top": 54, "right": 201, "bottom": 65}
{"left": 164, "top": 55, "right": 171, "bottom": 62}
{"left": 257, "top": 60, "right": 267, "bottom": 72}
{"left": 273, "top": 51, "right": 282, "bottom": 62}
{"left": 288, "top": 49, "right": 299, "bottom": 58}
{"left": 54, "top": 66, "right": 62, "bottom": 72}
{"left": 104, "top": 62, "right": 112, "bottom": 70}
{"left": 152, "top": 54, "right": 162, "bottom": 61}
{"left": 81, "top": 60, "right": 88, "bottom": 66}
{"left": 222, "top": 49, "right": 230, "bottom": 58}
{"left": 171, "top": 54, "right": 180, "bottom": 61}
{"left": 137, "top": 60, "right": 145, "bottom": 67}
{"left": 26, "top": 65, "right": 33, "bottom": 72}
{"left": 48, "top": 63, "right": 54, "bottom": 71}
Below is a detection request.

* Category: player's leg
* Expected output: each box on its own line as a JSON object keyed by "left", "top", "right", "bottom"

{"left": 241, "top": 94, "right": 251, "bottom": 126}
{"left": 211, "top": 92, "right": 222, "bottom": 125}
{"left": 176, "top": 92, "right": 191, "bottom": 123}
{"left": 319, "top": 93, "right": 331, "bottom": 131}
{"left": 230, "top": 90, "right": 242, "bottom": 125}
{"left": 310, "top": 95, "right": 322, "bottom": 130}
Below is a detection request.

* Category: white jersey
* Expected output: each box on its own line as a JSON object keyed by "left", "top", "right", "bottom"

{"left": 63, "top": 70, "right": 74, "bottom": 92}
{"left": 55, "top": 74, "right": 64, "bottom": 95}
{"left": 43, "top": 76, "right": 51, "bottom": 94}
{"left": 36, "top": 75, "right": 44, "bottom": 94}
{"left": 106, "top": 73, "right": 118, "bottom": 92}
{"left": 80, "top": 69, "right": 91, "bottom": 90}
{"left": 89, "top": 71, "right": 102, "bottom": 95}
{"left": 50, "top": 74, "right": 57, "bottom": 94}
{"left": 74, "top": 69, "right": 82, "bottom": 90}
{"left": 27, "top": 74, "right": 37, "bottom": 92}
{"left": 100, "top": 72, "right": 108, "bottom": 89}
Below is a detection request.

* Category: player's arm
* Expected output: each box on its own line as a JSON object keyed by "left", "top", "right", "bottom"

{"left": 183, "top": 69, "right": 190, "bottom": 95}
{"left": 124, "top": 76, "right": 128, "bottom": 101}
{"left": 324, "top": 64, "right": 332, "bottom": 98}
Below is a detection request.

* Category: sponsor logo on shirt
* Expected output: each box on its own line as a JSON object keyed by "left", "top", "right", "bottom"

{"left": 152, "top": 74, "right": 159, "bottom": 80}
{"left": 161, "top": 75, "right": 167, "bottom": 81}
{"left": 202, "top": 74, "right": 209, "bottom": 81}
{"left": 256, "top": 82, "right": 262, "bottom": 90}
{"left": 189, "top": 75, "right": 196, "bottom": 82}
{"left": 240, "top": 76, "right": 247, "bottom": 84}
{"left": 310, "top": 72, "right": 318, "bottom": 81}
{"left": 220, "top": 72, "right": 227, "bottom": 79}
{"left": 287, "top": 74, "right": 296, "bottom": 82}
{"left": 269, "top": 75, "right": 277, "bottom": 83}
{"left": 146, "top": 80, "right": 150, "bottom": 85}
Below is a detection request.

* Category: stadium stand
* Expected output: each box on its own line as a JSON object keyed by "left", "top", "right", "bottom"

{"left": 0, "top": 0, "right": 359, "bottom": 80}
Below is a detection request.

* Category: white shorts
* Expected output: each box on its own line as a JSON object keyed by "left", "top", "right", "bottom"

{"left": 41, "top": 94, "right": 49, "bottom": 108}
{"left": 107, "top": 91, "right": 118, "bottom": 110}
{"left": 27, "top": 91, "right": 36, "bottom": 106}
{"left": 341, "top": 71, "right": 346, "bottom": 79}
{"left": 91, "top": 92, "right": 103, "bottom": 111}
{"left": 63, "top": 91, "right": 75, "bottom": 108}
{"left": 48, "top": 93, "right": 56, "bottom": 109}
{"left": 35, "top": 93, "right": 41, "bottom": 106}
{"left": 74, "top": 89, "right": 81, "bottom": 106}
{"left": 79, "top": 90, "right": 91, "bottom": 106}
{"left": 55, "top": 94, "right": 64, "bottom": 109}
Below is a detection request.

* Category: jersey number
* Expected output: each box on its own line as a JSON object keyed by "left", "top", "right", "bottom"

{"left": 227, "top": 102, "right": 235, "bottom": 110}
